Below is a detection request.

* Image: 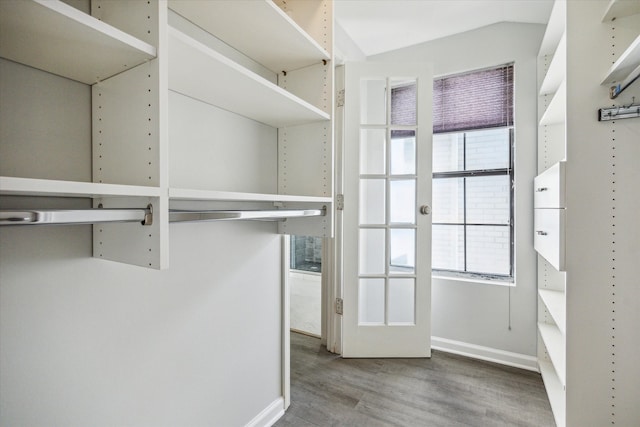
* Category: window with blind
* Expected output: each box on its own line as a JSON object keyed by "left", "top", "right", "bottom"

{"left": 431, "top": 64, "right": 514, "bottom": 281}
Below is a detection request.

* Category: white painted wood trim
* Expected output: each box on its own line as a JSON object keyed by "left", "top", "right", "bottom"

{"left": 431, "top": 336, "right": 539, "bottom": 372}
{"left": 281, "top": 236, "right": 291, "bottom": 410}
{"left": 244, "top": 397, "right": 286, "bottom": 427}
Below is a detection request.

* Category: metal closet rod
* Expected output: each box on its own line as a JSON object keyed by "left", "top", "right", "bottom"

{"left": 169, "top": 207, "right": 326, "bottom": 223}
{"left": 0, "top": 206, "right": 326, "bottom": 226}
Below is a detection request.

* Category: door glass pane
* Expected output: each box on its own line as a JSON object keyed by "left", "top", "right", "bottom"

{"left": 390, "top": 130, "right": 415, "bottom": 175}
{"left": 359, "top": 179, "right": 385, "bottom": 225}
{"left": 465, "top": 128, "right": 509, "bottom": 171}
{"left": 388, "top": 278, "right": 415, "bottom": 324}
{"left": 467, "top": 225, "right": 510, "bottom": 275}
{"left": 360, "top": 129, "right": 386, "bottom": 175}
{"left": 390, "top": 180, "right": 415, "bottom": 224}
{"left": 358, "top": 278, "right": 385, "bottom": 325}
{"left": 466, "top": 175, "right": 510, "bottom": 225}
{"left": 390, "top": 228, "right": 415, "bottom": 274}
{"left": 432, "top": 178, "right": 464, "bottom": 223}
{"left": 433, "top": 133, "right": 464, "bottom": 173}
{"left": 391, "top": 80, "right": 416, "bottom": 125}
{"left": 360, "top": 79, "right": 386, "bottom": 125}
{"left": 359, "top": 228, "right": 385, "bottom": 274}
{"left": 432, "top": 225, "right": 464, "bottom": 271}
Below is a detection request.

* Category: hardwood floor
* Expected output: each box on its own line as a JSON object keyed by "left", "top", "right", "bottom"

{"left": 275, "top": 332, "right": 555, "bottom": 427}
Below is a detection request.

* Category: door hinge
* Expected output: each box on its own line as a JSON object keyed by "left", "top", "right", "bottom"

{"left": 336, "top": 194, "right": 344, "bottom": 210}
{"left": 335, "top": 298, "right": 343, "bottom": 315}
{"left": 336, "top": 89, "right": 345, "bottom": 107}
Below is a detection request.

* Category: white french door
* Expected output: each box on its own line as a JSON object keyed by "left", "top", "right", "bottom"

{"left": 341, "top": 62, "right": 433, "bottom": 358}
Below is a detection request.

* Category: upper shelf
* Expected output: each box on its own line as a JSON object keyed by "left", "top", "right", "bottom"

{"left": 540, "top": 32, "right": 566, "bottom": 95}
{"left": 168, "top": 27, "right": 330, "bottom": 128}
{"left": 602, "top": 0, "right": 640, "bottom": 22}
{"left": 0, "top": 0, "right": 156, "bottom": 85}
{"left": 167, "top": 0, "right": 330, "bottom": 73}
{"left": 539, "top": 0, "right": 566, "bottom": 57}
{"left": 0, "top": 176, "right": 162, "bottom": 198}
{"left": 600, "top": 34, "right": 640, "bottom": 85}
{"left": 540, "top": 80, "right": 566, "bottom": 125}
{"left": 169, "top": 188, "right": 332, "bottom": 204}
{"left": 539, "top": 289, "right": 566, "bottom": 335}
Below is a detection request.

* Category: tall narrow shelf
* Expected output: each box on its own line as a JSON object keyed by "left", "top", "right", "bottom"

{"left": 168, "top": 0, "right": 330, "bottom": 73}
{"left": 168, "top": 27, "right": 329, "bottom": 128}
{"left": 537, "top": 1, "right": 640, "bottom": 425}
{"left": 0, "top": 0, "right": 156, "bottom": 84}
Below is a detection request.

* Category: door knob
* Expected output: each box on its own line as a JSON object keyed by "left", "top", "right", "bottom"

{"left": 419, "top": 205, "right": 431, "bottom": 215}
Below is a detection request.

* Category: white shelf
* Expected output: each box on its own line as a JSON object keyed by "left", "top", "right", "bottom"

{"left": 168, "top": 0, "right": 330, "bottom": 73}
{"left": 602, "top": 0, "right": 640, "bottom": 22}
{"left": 539, "top": 289, "right": 566, "bottom": 334}
{"left": 538, "top": 358, "right": 566, "bottom": 427}
{"left": 169, "top": 188, "right": 332, "bottom": 204}
{"left": 538, "top": 322, "right": 566, "bottom": 387}
{"left": 0, "top": 176, "right": 162, "bottom": 198}
{"left": 540, "top": 80, "right": 566, "bottom": 125}
{"left": 540, "top": 33, "right": 566, "bottom": 95}
{"left": 168, "top": 26, "right": 330, "bottom": 128}
{"left": 0, "top": 0, "right": 156, "bottom": 85}
{"left": 539, "top": 0, "right": 566, "bottom": 56}
{"left": 600, "top": 34, "right": 640, "bottom": 84}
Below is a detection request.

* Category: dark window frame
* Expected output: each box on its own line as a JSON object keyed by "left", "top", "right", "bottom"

{"left": 432, "top": 64, "right": 515, "bottom": 282}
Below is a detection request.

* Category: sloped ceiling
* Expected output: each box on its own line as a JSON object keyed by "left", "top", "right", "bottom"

{"left": 335, "top": 0, "right": 554, "bottom": 56}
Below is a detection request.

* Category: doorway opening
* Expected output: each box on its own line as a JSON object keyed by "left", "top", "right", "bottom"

{"left": 289, "top": 235, "right": 322, "bottom": 338}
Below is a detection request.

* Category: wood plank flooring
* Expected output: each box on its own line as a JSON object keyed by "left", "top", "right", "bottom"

{"left": 275, "top": 332, "right": 555, "bottom": 427}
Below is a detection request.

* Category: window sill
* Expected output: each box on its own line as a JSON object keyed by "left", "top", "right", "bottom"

{"left": 432, "top": 273, "right": 515, "bottom": 287}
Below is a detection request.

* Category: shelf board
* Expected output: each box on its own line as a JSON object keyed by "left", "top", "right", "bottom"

{"left": 540, "top": 80, "right": 566, "bottom": 125}
{"left": 601, "top": 34, "right": 640, "bottom": 84}
{"left": 539, "top": 289, "right": 566, "bottom": 335}
{"left": 0, "top": 176, "right": 162, "bottom": 198}
{"left": 169, "top": 188, "right": 332, "bottom": 204}
{"left": 168, "top": 27, "right": 330, "bottom": 128}
{"left": 0, "top": 0, "right": 156, "bottom": 85}
{"left": 540, "top": 33, "right": 566, "bottom": 95}
{"left": 602, "top": 0, "right": 640, "bottom": 22}
{"left": 538, "top": 0, "right": 566, "bottom": 57}
{"left": 538, "top": 322, "right": 566, "bottom": 387}
{"left": 538, "top": 359, "right": 566, "bottom": 427}
{"left": 168, "top": 0, "right": 330, "bottom": 73}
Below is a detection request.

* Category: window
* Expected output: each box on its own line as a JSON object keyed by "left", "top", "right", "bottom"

{"left": 431, "top": 65, "right": 514, "bottom": 281}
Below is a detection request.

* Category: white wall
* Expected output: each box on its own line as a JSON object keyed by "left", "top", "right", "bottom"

{"left": 0, "top": 58, "right": 283, "bottom": 426}
{"left": 370, "top": 23, "right": 544, "bottom": 361}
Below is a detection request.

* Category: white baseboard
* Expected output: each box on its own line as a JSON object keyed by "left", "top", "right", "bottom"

{"left": 245, "top": 397, "right": 285, "bottom": 427}
{"left": 432, "top": 336, "right": 539, "bottom": 372}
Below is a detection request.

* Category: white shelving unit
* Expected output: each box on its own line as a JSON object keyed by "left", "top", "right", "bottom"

{"left": 1, "top": 0, "right": 334, "bottom": 270}
{"left": 536, "top": 1, "right": 640, "bottom": 426}
{"left": 536, "top": 2, "right": 567, "bottom": 425}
